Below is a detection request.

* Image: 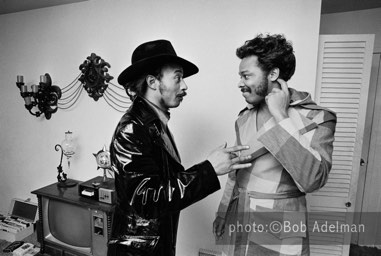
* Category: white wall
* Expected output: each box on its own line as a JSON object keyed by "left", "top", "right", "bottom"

{"left": 0, "top": 0, "right": 321, "bottom": 255}
{"left": 320, "top": 8, "right": 381, "bottom": 52}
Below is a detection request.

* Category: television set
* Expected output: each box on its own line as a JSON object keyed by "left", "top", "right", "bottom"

{"left": 32, "top": 181, "right": 114, "bottom": 256}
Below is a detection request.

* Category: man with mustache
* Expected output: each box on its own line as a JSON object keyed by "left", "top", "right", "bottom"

{"left": 213, "top": 34, "right": 337, "bottom": 256}
{"left": 108, "top": 39, "right": 251, "bottom": 256}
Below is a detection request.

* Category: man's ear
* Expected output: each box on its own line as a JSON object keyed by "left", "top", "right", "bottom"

{"left": 268, "top": 68, "right": 280, "bottom": 81}
{"left": 146, "top": 75, "right": 158, "bottom": 90}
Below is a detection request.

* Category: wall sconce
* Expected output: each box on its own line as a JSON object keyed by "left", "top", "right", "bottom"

{"left": 16, "top": 53, "right": 131, "bottom": 120}
{"left": 16, "top": 73, "right": 62, "bottom": 120}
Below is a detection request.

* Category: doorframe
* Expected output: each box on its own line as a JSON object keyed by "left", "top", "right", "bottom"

{"left": 352, "top": 51, "right": 381, "bottom": 245}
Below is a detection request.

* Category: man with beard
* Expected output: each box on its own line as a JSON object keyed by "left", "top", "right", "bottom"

{"left": 108, "top": 39, "right": 251, "bottom": 256}
{"left": 213, "top": 34, "right": 337, "bottom": 256}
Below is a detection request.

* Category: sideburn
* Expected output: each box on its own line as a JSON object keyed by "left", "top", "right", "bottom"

{"left": 158, "top": 82, "right": 166, "bottom": 95}
{"left": 254, "top": 75, "right": 269, "bottom": 97}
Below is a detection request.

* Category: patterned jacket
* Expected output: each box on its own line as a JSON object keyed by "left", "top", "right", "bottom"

{"left": 216, "top": 88, "right": 337, "bottom": 256}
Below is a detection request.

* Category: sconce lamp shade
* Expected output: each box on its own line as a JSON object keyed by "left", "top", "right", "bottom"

{"left": 16, "top": 73, "right": 62, "bottom": 120}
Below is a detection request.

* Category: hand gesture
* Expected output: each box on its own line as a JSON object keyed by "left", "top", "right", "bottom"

{"left": 213, "top": 216, "right": 226, "bottom": 240}
{"left": 265, "top": 78, "right": 290, "bottom": 122}
{"left": 207, "top": 143, "right": 251, "bottom": 176}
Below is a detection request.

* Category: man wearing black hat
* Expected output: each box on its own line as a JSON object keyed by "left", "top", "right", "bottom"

{"left": 107, "top": 39, "right": 251, "bottom": 256}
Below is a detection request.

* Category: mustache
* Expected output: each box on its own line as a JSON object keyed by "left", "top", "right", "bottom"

{"left": 240, "top": 87, "right": 251, "bottom": 93}
{"left": 177, "top": 92, "right": 187, "bottom": 97}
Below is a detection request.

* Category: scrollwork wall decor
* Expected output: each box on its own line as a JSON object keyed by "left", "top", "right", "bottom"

{"left": 102, "top": 81, "right": 132, "bottom": 112}
{"left": 16, "top": 53, "right": 132, "bottom": 120}
{"left": 58, "top": 53, "right": 131, "bottom": 112}
{"left": 16, "top": 73, "right": 62, "bottom": 119}
{"left": 57, "top": 73, "right": 84, "bottom": 110}
{"left": 79, "top": 53, "right": 113, "bottom": 101}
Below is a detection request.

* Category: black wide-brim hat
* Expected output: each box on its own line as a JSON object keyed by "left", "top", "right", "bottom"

{"left": 118, "top": 39, "right": 199, "bottom": 86}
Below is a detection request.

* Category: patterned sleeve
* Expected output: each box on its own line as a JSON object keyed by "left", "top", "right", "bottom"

{"left": 257, "top": 108, "right": 337, "bottom": 193}
{"left": 216, "top": 170, "right": 236, "bottom": 218}
{"left": 216, "top": 138, "right": 239, "bottom": 219}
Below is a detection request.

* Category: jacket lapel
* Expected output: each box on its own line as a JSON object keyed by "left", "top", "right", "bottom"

{"left": 130, "top": 97, "right": 182, "bottom": 164}
{"left": 160, "top": 127, "right": 181, "bottom": 164}
{"left": 235, "top": 115, "right": 269, "bottom": 162}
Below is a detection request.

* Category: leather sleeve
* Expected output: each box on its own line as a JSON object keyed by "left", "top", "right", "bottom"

{"left": 110, "top": 120, "right": 220, "bottom": 219}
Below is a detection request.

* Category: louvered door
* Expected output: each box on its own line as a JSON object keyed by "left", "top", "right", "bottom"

{"left": 307, "top": 34, "right": 375, "bottom": 256}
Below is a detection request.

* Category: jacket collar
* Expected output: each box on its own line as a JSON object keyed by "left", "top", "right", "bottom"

{"left": 288, "top": 88, "right": 336, "bottom": 115}
{"left": 129, "top": 96, "right": 162, "bottom": 126}
{"left": 143, "top": 98, "right": 171, "bottom": 127}
{"left": 129, "top": 96, "right": 181, "bottom": 164}
{"left": 288, "top": 88, "right": 313, "bottom": 106}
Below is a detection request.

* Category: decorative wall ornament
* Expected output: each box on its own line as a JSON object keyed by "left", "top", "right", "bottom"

{"left": 102, "top": 81, "right": 132, "bottom": 112}
{"left": 16, "top": 73, "right": 62, "bottom": 119}
{"left": 58, "top": 53, "right": 132, "bottom": 112}
{"left": 16, "top": 53, "right": 131, "bottom": 120}
{"left": 79, "top": 53, "right": 113, "bottom": 101}
{"left": 56, "top": 73, "right": 84, "bottom": 110}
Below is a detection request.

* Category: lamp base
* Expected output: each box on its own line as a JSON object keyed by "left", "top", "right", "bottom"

{"left": 57, "top": 180, "right": 77, "bottom": 188}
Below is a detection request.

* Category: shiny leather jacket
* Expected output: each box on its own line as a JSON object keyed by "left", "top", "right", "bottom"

{"left": 108, "top": 96, "right": 220, "bottom": 256}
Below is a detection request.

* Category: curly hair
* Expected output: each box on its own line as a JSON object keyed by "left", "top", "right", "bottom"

{"left": 236, "top": 34, "right": 296, "bottom": 81}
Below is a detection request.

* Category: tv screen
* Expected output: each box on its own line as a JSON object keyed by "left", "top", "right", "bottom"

{"left": 48, "top": 199, "right": 91, "bottom": 248}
